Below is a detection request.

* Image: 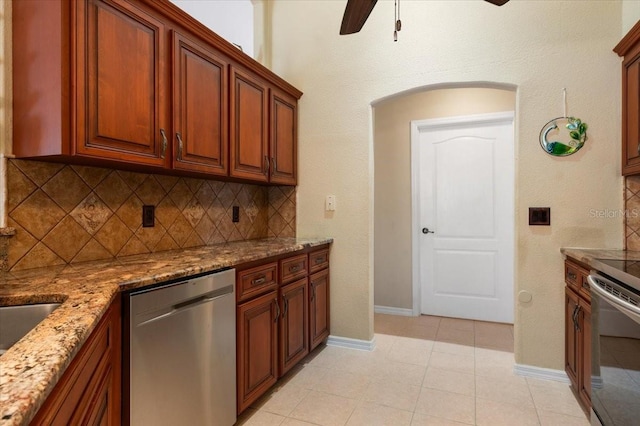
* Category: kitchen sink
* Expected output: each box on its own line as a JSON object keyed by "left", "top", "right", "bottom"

{"left": 0, "top": 303, "right": 61, "bottom": 355}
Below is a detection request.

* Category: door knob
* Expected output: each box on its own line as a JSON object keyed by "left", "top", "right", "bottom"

{"left": 422, "top": 228, "right": 434, "bottom": 234}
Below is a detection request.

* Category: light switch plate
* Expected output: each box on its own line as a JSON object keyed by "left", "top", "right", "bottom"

{"left": 325, "top": 195, "right": 336, "bottom": 211}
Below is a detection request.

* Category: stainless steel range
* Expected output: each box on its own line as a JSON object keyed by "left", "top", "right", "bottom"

{"left": 588, "top": 259, "right": 640, "bottom": 426}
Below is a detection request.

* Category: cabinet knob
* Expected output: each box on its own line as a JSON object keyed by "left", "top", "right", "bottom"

{"left": 160, "top": 129, "right": 168, "bottom": 159}
{"left": 176, "top": 132, "right": 184, "bottom": 160}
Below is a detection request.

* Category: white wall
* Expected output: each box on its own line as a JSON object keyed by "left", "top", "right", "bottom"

{"left": 268, "top": 0, "right": 624, "bottom": 369}
{"left": 374, "top": 87, "right": 516, "bottom": 311}
{"left": 170, "top": 0, "right": 254, "bottom": 57}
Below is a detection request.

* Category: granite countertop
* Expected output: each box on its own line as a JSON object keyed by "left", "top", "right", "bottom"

{"left": 561, "top": 247, "right": 640, "bottom": 290}
{"left": 0, "top": 237, "right": 332, "bottom": 426}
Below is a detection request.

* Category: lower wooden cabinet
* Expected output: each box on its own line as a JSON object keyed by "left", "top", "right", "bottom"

{"left": 309, "top": 268, "right": 330, "bottom": 351}
{"left": 237, "top": 290, "right": 279, "bottom": 414}
{"left": 31, "top": 294, "right": 122, "bottom": 425}
{"left": 564, "top": 259, "right": 591, "bottom": 410}
{"left": 236, "top": 245, "right": 330, "bottom": 415}
{"left": 279, "top": 277, "right": 309, "bottom": 375}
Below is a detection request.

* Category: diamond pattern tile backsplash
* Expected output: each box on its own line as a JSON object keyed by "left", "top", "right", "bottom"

{"left": 626, "top": 175, "right": 640, "bottom": 250}
{"left": 6, "top": 159, "right": 296, "bottom": 271}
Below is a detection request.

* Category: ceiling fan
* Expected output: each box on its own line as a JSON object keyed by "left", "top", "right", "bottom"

{"left": 340, "top": 0, "right": 510, "bottom": 36}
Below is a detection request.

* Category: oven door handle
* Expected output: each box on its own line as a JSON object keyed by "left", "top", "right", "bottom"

{"left": 588, "top": 274, "right": 640, "bottom": 323}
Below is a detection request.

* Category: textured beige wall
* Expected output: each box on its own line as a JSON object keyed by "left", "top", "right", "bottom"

{"left": 269, "top": 0, "right": 624, "bottom": 368}
{"left": 622, "top": 2, "right": 640, "bottom": 35}
{"left": 373, "top": 87, "right": 516, "bottom": 310}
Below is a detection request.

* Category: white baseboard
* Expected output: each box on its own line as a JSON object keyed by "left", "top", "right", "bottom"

{"left": 514, "top": 364, "right": 570, "bottom": 384}
{"left": 326, "top": 335, "right": 376, "bottom": 351}
{"left": 374, "top": 305, "right": 415, "bottom": 316}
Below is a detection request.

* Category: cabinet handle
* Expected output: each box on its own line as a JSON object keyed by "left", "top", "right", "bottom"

{"left": 315, "top": 257, "right": 324, "bottom": 265}
{"left": 160, "top": 128, "right": 168, "bottom": 159}
{"left": 573, "top": 304, "right": 582, "bottom": 331}
{"left": 264, "top": 156, "right": 270, "bottom": 175}
{"left": 251, "top": 276, "right": 266, "bottom": 285}
{"left": 289, "top": 265, "right": 300, "bottom": 272}
{"left": 272, "top": 157, "right": 277, "bottom": 173}
{"left": 176, "top": 132, "right": 184, "bottom": 160}
{"left": 283, "top": 296, "right": 288, "bottom": 317}
{"left": 567, "top": 271, "right": 577, "bottom": 281}
{"left": 637, "top": 142, "right": 640, "bottom": 156}
{"left": 274, "top": 298, "right": 280, "bottom": 322}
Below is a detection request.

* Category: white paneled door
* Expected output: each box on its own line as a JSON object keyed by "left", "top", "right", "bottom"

{"left": 411, "top": 112, "right": 514, "bottom": 323}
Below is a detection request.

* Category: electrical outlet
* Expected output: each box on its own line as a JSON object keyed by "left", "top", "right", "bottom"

{"left": 232, "top": 206, "right": 240, "bottom": 223}
{"left": 142, "top": 205, "right": 155, "bottom": 227}
{"left": 325, "top": 195, "right": 336, "bottom": 211}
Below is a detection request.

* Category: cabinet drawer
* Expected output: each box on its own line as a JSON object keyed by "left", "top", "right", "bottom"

{"left": 237, "top": 262, "right": 278, "bottom": 302}
{"left": 565, "top": 260, "right": 591, "bottom": 303}
{"left": 309, "top": 248, "right": 329, "bottom": 274}
{"left": 579, "top": 273, "right": 591, "bottom": 303}
{"left": 280, "top": 254, "right": 308, "bottom": 284}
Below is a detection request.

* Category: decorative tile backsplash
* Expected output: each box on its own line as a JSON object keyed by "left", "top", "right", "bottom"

{"left": 6, "top": 159, "right": 295, "bottom": 271}
{"left": 625, "top": 175, "right": 640, "bottom": 250}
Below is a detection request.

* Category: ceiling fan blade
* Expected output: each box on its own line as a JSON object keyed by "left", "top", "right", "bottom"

{"left": 340, "top": 0, "right": 378, "bottom": 35}
{"left": 484, "top": 0, "right": 510, "bottom": 5}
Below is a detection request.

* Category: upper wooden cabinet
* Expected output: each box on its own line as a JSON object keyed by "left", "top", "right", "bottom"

{"left": 230, "top": 67, "right": 270, "bottom": 183}
{"left": 615, "top": 21, "right": 640, "bottom": 175}
{"left": 173, "top": 31, "right": 228, "bottom": 176}
{"left": 270, "top": 89, "right": 298, "bottom": 185}
{"left": 229, "top": 68, "right": 298, "bottom": 184}
{"left": 13, "top": 0, "right": 301, "bottom": 184}
{"left": 80, "top": 0, "right": 170, "bottom": 166}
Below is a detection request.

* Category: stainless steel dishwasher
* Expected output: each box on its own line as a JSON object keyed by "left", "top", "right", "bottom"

{"left": 128, "top": 268, "right": 236, "bottom": 426}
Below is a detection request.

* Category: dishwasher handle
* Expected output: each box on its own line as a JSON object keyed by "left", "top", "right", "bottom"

{"left": 136, "top": 284, "right": 234, "bottom": 327}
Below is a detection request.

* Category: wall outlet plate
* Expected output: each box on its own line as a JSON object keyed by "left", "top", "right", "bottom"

{"left": 529, "top": 207, "right": 550, "bottom": 226}
{"left": 232, "top": 206, "right": 240, "bottom": 223}
{"left": 142, "top": 205, "right": 155, "bottom": 227}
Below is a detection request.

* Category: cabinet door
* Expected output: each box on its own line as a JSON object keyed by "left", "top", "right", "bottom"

{"left": 270, "top": 89, "right": 297, "bottom": 185}
{"left": 578, "top": 300, "right": 592, "bottom": 408}
{"left": 565, "top": 287, "right": 579, "bottom": 389}
{"left": 230, "top": 67, "right": 269, "bottom": 182}
{"left": 77, "top": 0, "right": 169, "bottom": 166}
{"left": 309, "top": 269, "right": 330, "bottom": 351}
{"left": 279, "top": 278, "right": 309, "bottom": 376}
{"left": 172, "top": 32, "right": 228, "bottom": 175}
{"left": 31, "top": 295, "right": 121, "bottom": 425}
{"left": 237, "top": 291, "right": 278, "bottom": 414}
{"left": 623, "top": 53, "right": 640, "bottom": 174}
{"left": 79, "top": 365, "right": 114, "bottom": 426}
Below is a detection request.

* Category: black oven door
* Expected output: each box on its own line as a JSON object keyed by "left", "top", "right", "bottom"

{"left": 589, "top": 273, "right": 640, "bottom": 426}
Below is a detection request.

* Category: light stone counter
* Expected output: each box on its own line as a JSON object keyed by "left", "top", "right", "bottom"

{"left": 0, "top": 237, "right": 332, "bottom": 426}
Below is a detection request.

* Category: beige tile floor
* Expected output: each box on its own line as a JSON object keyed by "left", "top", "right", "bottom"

{"left": 237, "top": 313, "right": 590, "bottom": 426}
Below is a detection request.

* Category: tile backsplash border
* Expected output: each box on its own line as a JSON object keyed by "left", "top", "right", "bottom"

{"left": 4, "top": 159, "right": 296, "bottom": 271}
{"left": 625, "top": 175, "right": 640, "bottom": 250}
